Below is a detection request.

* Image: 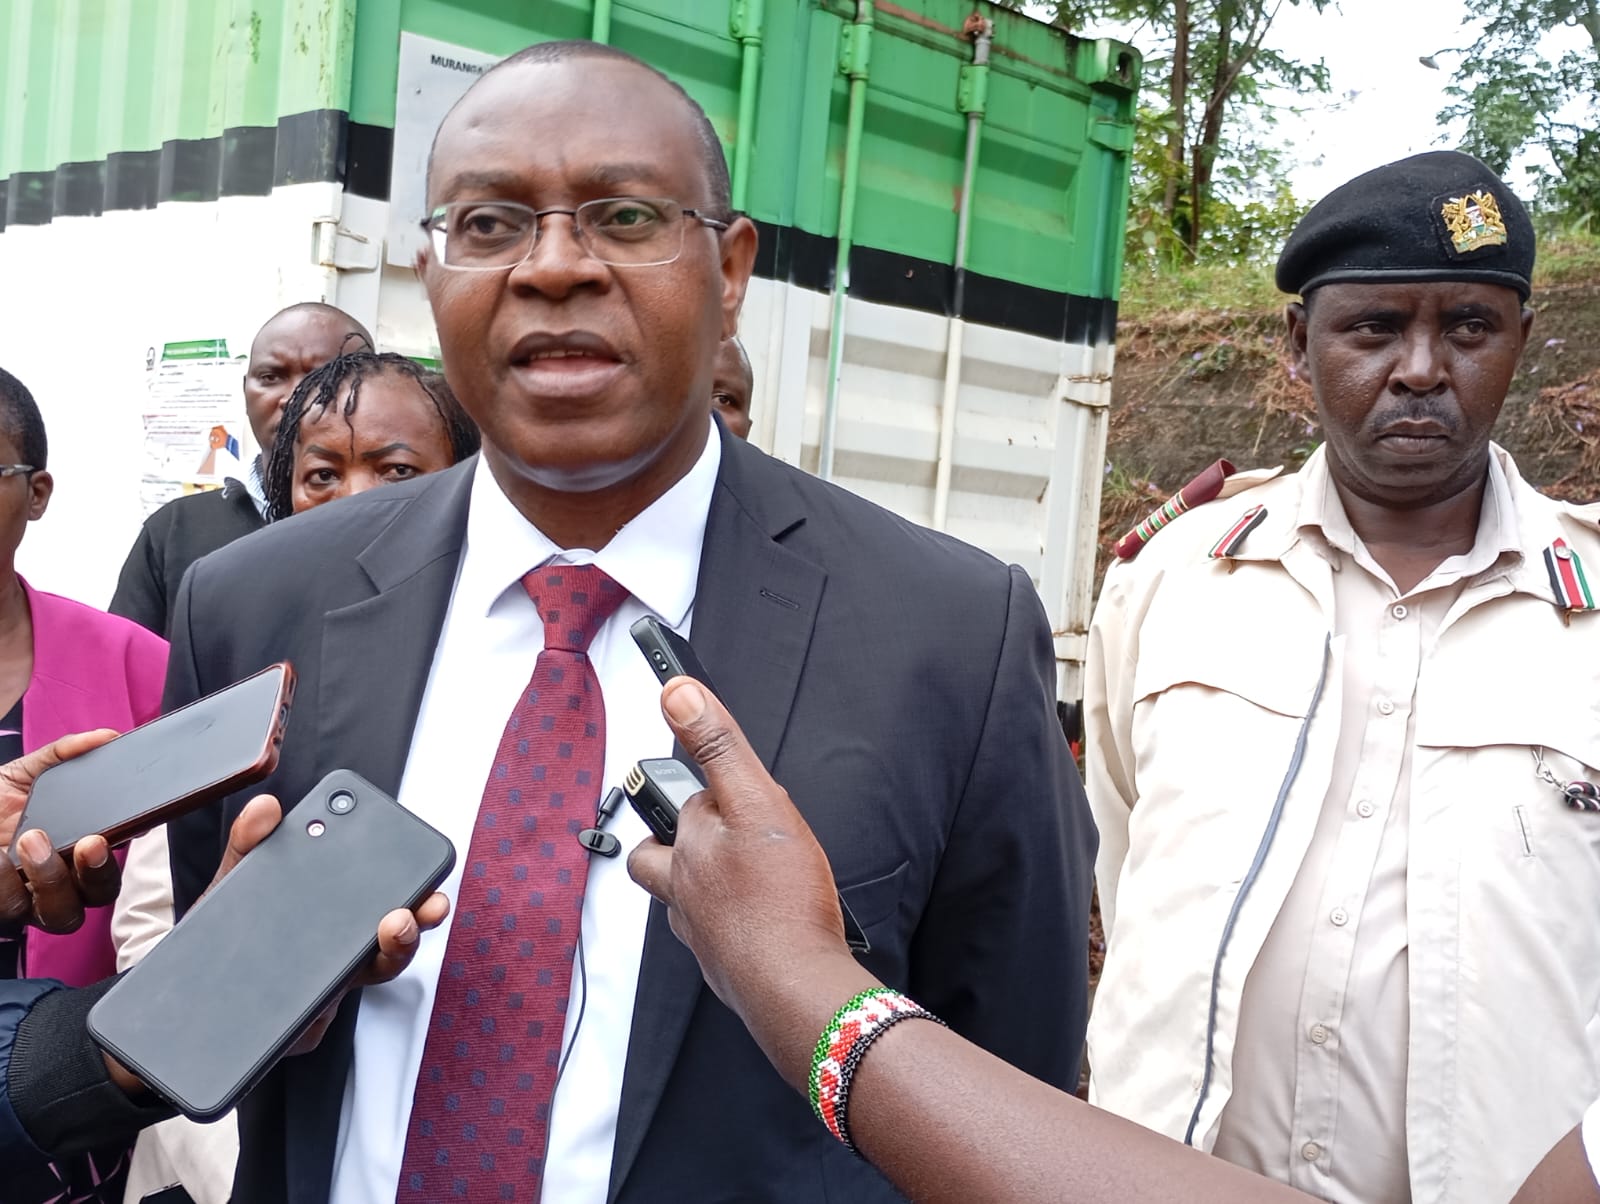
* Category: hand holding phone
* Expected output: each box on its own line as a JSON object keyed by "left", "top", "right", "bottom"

{"left": 87, "top": 770, "right": 455, "bottom": 1120}
{"left": 0, "top": 731, "right": 126, "bottom": 936}
{"left": 8, "top": 662, "right": 295, "bottom": 863}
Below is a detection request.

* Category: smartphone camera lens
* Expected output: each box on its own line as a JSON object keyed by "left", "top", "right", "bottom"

{"left": 327, "top": 789, "right": 356, "bottom": 815}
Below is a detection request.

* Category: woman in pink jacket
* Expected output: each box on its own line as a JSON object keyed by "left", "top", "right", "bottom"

{"left": 0, "top": 366, "right": 168, "bottom": 1202}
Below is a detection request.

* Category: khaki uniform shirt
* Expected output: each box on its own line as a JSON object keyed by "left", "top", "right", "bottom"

{"left": 1086, "top": 444, "right": 1600, "bottom": 1204}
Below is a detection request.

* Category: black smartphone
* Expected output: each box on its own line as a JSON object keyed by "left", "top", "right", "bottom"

{"left": 86, "top": 770, "right": 455, "bottom": 1121}
{"left": 629, "top": 615, "right": 720, "bottom": 698}
{"left": 9, "top": 662, "right": 296, "bottom": 862}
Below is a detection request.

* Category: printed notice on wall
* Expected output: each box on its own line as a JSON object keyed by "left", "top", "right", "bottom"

{"left": 386, "top": 32, "right": 504, "bottom": 267}
{"left": 139, "top": 339, "right": 247, "bottom": 517}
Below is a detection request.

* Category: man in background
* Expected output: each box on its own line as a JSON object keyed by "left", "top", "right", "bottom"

{"left": 711, "top": 335, "right": 752, "bottom": 439}
{"left": 109, "top": 303, "right": 370, "bottom": 637}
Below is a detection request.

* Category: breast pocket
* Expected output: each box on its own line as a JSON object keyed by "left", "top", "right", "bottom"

{"left": 1416, "top": 693, "right": 1600, "bottom": 984}
{"left": 1416, "top": 604, "right": 1600, "bottom": 876}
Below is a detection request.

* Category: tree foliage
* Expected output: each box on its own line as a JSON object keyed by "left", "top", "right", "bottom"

{"left": 1440, "top": 0, "right": 1600, "bottom": 227}
{"left": 1005, "top": 1, "right": 1328, "bottom": 263}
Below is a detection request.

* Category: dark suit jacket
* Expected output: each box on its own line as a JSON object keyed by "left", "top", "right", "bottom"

{"left": 163, "top": 426, "right": 1095, "bottom": 1203}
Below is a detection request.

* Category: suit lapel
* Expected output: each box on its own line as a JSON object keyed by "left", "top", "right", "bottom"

{"left": 313, "top": 462, "right": 475, "bottom": 794}
{"left": 607, "top": 433, "right": 825, "bottom": 1201}
{"left": 288, "top": 462, "right": 474, "bottom": 1200}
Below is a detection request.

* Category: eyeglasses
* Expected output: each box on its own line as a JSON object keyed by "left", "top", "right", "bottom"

{"left": 0, "top": 466, "right": 34, "bottom": 479}
{"left": 421, "top": 197, "right": 730, "bottom": 271}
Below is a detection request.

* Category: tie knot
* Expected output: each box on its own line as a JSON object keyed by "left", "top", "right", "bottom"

{"left": 522, "top": 564, "right": 629, "bottom": 653}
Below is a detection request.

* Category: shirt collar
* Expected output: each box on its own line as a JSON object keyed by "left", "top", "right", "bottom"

{"left": 1294, "top": 444, "right": 1522, "bottom": 585}
{"left": 457, "top": 421, "right": 722, "bottom": 627}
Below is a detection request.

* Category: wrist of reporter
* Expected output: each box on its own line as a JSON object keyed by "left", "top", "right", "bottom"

{"left": 731, "top": 946, "right": 881, "bottom": 1095}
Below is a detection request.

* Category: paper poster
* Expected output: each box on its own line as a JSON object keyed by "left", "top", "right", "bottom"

{"left": 386, "top": 32, "right": 504, "bottom": 267}
{"left": 139, "top": 339, "right": 247, "bottom": 516}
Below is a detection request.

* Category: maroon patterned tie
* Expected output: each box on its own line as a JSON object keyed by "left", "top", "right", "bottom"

{"left": 397, "top": 563, "right": 627, "bottom": 1202}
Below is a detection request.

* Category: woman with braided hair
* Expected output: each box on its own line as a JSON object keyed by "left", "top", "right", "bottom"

{"left": 263, "top": 351, "right": 479, "bottom": 521}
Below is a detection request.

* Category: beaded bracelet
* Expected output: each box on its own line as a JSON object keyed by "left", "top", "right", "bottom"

{"left": 809, "top": 987, "right": 945, "bottom": 1152}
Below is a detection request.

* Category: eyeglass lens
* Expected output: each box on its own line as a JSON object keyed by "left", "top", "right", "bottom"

{"left": 431, "top": 198, "right": 693, "bottom": 268}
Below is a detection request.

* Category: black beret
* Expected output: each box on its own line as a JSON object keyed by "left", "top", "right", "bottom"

{"left": 1276, "top": 150, "right": 1534, "bottom": 301}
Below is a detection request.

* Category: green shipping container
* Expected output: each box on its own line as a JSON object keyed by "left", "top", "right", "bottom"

{"left": 0, "top": 0, "right": 1138, "bottom": 700}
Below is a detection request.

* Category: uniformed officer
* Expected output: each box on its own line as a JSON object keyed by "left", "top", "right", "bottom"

{"left": 1085, "top": 150, "right": 1600, "bottom": 1204}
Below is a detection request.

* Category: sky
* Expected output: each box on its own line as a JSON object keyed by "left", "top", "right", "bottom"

{"left": 1059, "top": 0, "right": 1591, "bottom": 205}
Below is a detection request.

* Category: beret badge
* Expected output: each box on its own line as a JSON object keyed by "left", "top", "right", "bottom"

{"left": 1439, "top": 190, "right": 1508, "bottom": 255}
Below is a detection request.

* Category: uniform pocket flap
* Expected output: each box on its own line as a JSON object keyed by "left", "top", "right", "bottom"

{"left": 1414, "top": 611, "right": 1600, "bottom": 767}
{"left": 1132, "top": 584, "right": 1326, "bottom": 718}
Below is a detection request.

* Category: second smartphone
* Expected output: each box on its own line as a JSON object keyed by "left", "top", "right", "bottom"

{"left": 9, "top": 661, "right": 295, "bottom": 861}
{"left": 86, "top": 769, "right": 456, "bottom": 1121}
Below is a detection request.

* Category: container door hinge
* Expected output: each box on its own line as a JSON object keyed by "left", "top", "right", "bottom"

{"left": 313, "top": 219, "right": 380, "bottom": 272}
{"left": 839, "top": 23, "right": 872, "bottom": 79}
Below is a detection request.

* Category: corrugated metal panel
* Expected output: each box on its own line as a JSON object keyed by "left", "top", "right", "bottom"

{"left": 3, "top": 1, "right": 1137, "bottom": 304}
{"left": 0, "top": 0, "right": 356, "bottom": 225}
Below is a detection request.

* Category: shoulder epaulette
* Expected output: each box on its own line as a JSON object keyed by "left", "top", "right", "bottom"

{"left": 1113, "top": 460, "right": 1235, "bottom": 561}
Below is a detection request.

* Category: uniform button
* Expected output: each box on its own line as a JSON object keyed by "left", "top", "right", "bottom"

{"left": 1309, "top": 1023, "right": 1330, "bottom": 1044}
{"left": 1330, "top": 907, "right": 1349, "bottom": 927}
{"left": 1376, "top": 698, "right": 1395, "bottom": 715}
{"left": 1302, "top": 1142, "right": 1322, "bottom": 1162}
{"left": 1391, "top": 603, "right": 1409, "bottom": 620}
{"left": 1356, "top": 799, "right": 1375, "bottom": 818}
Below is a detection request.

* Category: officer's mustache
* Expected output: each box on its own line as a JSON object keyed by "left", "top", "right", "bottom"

{"left": 1364, "top": 395, "right": 1460, "bottom": 435}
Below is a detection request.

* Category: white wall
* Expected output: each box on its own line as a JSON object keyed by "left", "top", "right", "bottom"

{"left": 0, "top": 182, "right": 348, "bottom": 607}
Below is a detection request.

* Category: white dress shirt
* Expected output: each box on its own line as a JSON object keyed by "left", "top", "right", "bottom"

{"left": 328, "top": 426, "right": 721, "bottom": 1203}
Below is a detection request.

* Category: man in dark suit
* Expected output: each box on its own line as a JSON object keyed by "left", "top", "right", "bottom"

{"left": 163, "top": 40, "right": 1094, "bottom": 1204}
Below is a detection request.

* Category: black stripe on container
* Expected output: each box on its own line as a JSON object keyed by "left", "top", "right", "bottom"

{"left": 752, "top": 218, "right": 1115, "bottom": 344}
{"left": 106, "top": 150, "right": 159, "bottom": 212}
{"left": 274, "top": 109, "right": 346, "bottom": 188}
{"left": 222, "top": 126, "right": 277, "bottom": 196}
{"left": 347, "top": 121, "right": 394, "bottom": 203}
{"left": 53, "top": 161, "right": 103, "bottom": 217}
{"left": 0, "top": 114, "right": 1118, "bottom": 345}
{"left": 5, "top": 172, "right": 54, "bottom": 227}
{"left": 159, "top": 137, "right": 223, "bottom": 204}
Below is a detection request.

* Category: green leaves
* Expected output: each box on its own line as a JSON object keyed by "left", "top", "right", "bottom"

{"left": 1000, "top": 0, "right": 1326, "bottom": 263}
{"left": 1441, "top": 0, "right": 1600, "bottom": 225}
